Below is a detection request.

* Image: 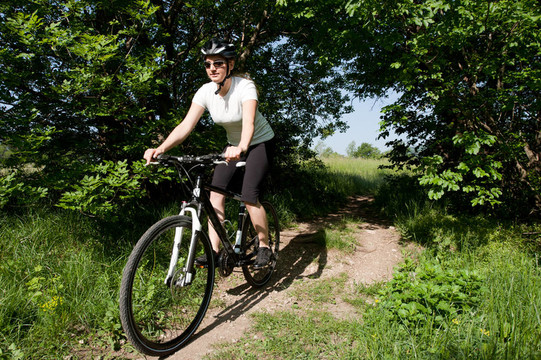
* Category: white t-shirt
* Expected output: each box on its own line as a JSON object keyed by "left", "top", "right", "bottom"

{"left": 192, "top": 76, "right": 275, "bottom": 146}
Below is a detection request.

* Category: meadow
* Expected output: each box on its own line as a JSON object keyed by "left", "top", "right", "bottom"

{"left": 0, "top": 155, "right": 540, "bottom": 359}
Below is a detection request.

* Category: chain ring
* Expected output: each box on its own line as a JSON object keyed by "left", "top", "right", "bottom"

{"left": 218, "top": 252, "right": 235, "bottom": 277}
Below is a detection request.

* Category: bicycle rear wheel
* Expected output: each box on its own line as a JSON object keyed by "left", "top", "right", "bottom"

{"left": 119, "top": 215, "right": 215, "bottom": 356}
{"left": 241, "top": 201, "right": 280, "bottom": 287}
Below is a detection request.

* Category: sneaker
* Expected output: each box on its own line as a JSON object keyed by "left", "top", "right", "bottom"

{"left": 253, "top": 247, "right": 272, "bottom": 269}
{"left": 194, "top": 250, "right": 220, "bottom": 268}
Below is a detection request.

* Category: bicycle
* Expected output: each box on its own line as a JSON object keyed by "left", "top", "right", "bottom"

{"left": 119, "top": 153, "right": 280, "bottom": 356}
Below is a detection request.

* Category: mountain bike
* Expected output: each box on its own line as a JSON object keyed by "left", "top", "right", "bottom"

{"left": 119, "top": 153, "right": 280, "bottom": 356}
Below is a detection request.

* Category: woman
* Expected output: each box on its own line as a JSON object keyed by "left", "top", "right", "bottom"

{"left": 143, "top": 38, "right": 275, "bottom": 269}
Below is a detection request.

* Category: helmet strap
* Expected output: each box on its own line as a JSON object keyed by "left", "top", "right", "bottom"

{"left": 215, "top": 62, "right": 232, "bottom": 95}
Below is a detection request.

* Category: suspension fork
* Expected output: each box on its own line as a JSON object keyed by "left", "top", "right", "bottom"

{"left": 164, "top": 176, "right": 205, "bottom": 287}
{"left": 163, "top": 202, "right": 202, "bottom": 287}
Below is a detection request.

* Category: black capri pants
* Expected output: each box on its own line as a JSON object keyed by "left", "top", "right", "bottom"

{"left": 211, "top": 138, "right": 275, "bottom": 205}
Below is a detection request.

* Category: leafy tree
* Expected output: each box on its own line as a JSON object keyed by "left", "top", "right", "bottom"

{"left": 346, "top": 141, "right": 358, "bottom": 158}
{"left": 347, "top": 141, "right": 382, "bottom": 159}
{"left": 358, "top": 142, "right": 382, "bottom": 159}
{"left": 281, "top": 0, "right": 540, "bottom": 215}
{"left": 314, "top": 140, "right": 336, "bottom": 157}
{"left": 1, "top": 0, "right": 168, "bottom": 210}
{"left": 344, "top": 0, "right": 541, "bottom": 215}
{"left": 0, "top": 0, "right": 353, "bottom": 215}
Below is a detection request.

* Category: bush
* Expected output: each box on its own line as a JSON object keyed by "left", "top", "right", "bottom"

{"left": 372, "top": 257, "right": 486, "bottom": 330}
{"left": 0, "top": 171, "right": 48, "bottom": 208}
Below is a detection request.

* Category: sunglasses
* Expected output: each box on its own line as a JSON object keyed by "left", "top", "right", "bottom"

{"left": 204, "top": 60, "right": 226, "bottom": 69}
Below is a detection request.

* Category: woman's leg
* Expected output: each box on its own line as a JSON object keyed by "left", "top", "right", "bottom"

{"left": 245, "top": 201, "right": 269, "bottom": 248}
{"left": 208, "top": 191, "right": 225, "bottom": 253}
{"left": 247, "top": 200, "right": 273, "bottom": 268}
{"left": 240, "top": 141, "right": 274, "bottom": 267}
{"left": 207, "top": 156, "right": 238, "bottom": 254}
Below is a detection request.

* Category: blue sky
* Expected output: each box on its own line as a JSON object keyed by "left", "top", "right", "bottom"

{"left": 317, "top": 93, "right": 403, "bottom": 155}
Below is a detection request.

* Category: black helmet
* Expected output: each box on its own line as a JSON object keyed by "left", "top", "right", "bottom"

{"left": 201, "top": 38, "right": 236, "bottom": 59}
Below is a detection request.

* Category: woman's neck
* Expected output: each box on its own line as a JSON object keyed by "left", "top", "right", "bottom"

{"left": 217, "top": 77, "right": 233, "bottom": 97}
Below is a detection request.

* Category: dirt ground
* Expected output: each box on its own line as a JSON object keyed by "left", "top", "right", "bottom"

{"left": 136, "top": 195, "right": 413, "bottom": 360}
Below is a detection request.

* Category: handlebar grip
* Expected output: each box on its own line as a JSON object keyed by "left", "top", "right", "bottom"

{"left": 156, "top": 154, "right": 170, "bottom": 160}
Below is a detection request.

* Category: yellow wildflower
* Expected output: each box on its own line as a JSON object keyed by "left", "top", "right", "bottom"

{"left": 41, "top": 296, "right": 63, "bottom": 312}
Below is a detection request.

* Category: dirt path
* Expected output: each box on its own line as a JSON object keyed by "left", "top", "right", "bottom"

{"left": 141, "top": 195, "right": 410, "bottom": 360}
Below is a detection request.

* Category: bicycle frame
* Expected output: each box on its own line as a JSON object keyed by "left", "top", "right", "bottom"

{"left": 120, "top": 154, "right": 279, "bottom": 357}
{"left": 163, "top": 162, "right": 249, "bottom": 286}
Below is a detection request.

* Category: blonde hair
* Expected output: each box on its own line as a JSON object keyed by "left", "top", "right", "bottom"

{"left": 232, "top": 72, "right": 260, "bottom": 96}
{"left": 232, "top": 71, "right": 252, "bottom": 80}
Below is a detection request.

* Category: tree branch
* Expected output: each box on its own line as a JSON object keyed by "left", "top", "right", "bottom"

{"left": 238, "top": 9, "right": 269, "bottom": 70}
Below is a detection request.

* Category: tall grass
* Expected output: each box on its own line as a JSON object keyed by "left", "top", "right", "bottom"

{"left": 321, "top": 155, "right": 388, "bottom": 176}
{"left": 0, "top": 208, "right": 153, "bottom": 358}
{"left": 273, "top": 155, "right": 389, "bottom": 219}
{"left": 320, "top": 155, "right": 390, "bottom": 194}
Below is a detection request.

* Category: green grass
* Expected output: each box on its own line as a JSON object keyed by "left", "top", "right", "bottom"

{"left": 274, "top": 156, "right": 389, "bottom": 220}
{"left": 321, "top": 154, "right": 389, "bottom": 175}
{"left": 291, "top": 273, "right": 349, "bottom": 305}
{"left": 1, "top": 156, "right": 540, "bottom": 359}
{"left": 215, "top": 310, "right": 365, "bottom": 359}
{"left": 0, "top": 209, "right": 149, "bottom": 358}
{"left": 210, "top": 232, "right": 541, "bottom": 360}
{"left": 323, "top": 216, "right": 359, "bottom": 251}
{"left": 320, "top": 155, "right": 390, "bottom": 195}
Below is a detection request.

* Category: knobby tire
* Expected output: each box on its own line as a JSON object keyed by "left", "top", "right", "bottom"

{"left": 119, "top": 215, "right": 215, "bottom": 356}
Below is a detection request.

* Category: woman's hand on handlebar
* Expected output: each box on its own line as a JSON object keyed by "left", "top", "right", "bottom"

{"left": 144, "top": 148, "right": 164, "bottom": 165}
{"left": 223, "top": 145, "right": 244, "bottom": 162}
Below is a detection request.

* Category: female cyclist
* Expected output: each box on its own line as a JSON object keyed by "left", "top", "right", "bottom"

{"left": 143, "top": 38, "right": 275, "bottom": 269}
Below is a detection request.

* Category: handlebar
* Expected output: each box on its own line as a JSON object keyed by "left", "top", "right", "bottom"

{"left": 148, "top": 153, "right": 246, "bottom": 188}
{"left": 150, "top": 154, "right": 246, "bottom": 168}
{"left": 151, "top": 153, "right": 227, "bottom": 166}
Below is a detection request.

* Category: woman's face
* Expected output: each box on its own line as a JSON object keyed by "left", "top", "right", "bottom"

{"left": 204, "top": 55, "right": 233, "bottom": 83}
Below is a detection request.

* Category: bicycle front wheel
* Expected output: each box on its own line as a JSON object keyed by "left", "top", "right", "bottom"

{"left": 242, "top": 201, "right": 280, "bottom": 287}
{"left": 119, "top": 215, "right": 215, "bottom": 356}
